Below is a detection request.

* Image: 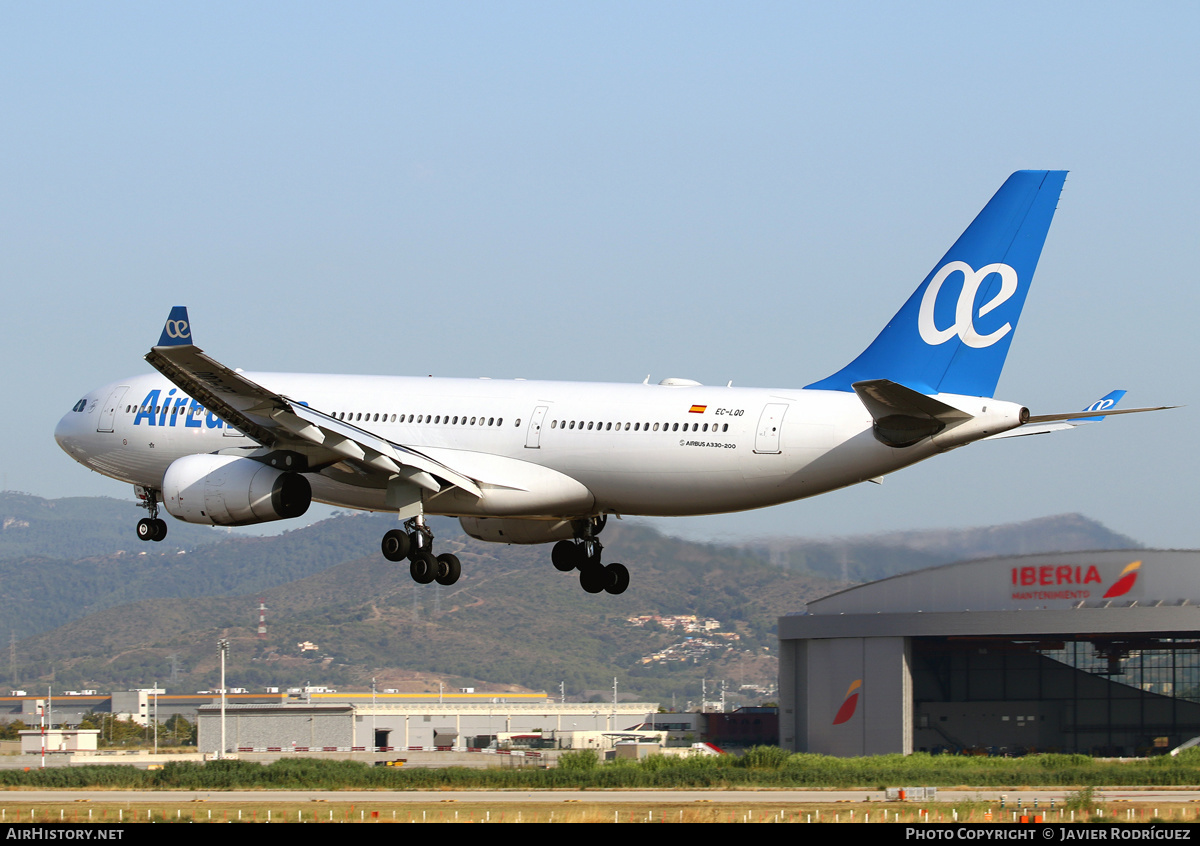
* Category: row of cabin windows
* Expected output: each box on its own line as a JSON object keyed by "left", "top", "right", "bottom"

{"left": 551, "top": 420, "right": 729, "bottom": 433}
{"left": 122, "top": 404, "right": 730, "bottom": 436}
{"left": 334, "top": 412, "right": 508, "bottom": 427}
{"left": 123, "top": 404, "right": 511, "bottom": 428}
{"left": 127, "top": 404, "right": 204, "bottom": 416}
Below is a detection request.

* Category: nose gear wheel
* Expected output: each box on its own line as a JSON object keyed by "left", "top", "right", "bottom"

{"left": 133, "top": 488, "right": 167, "bottom": 542}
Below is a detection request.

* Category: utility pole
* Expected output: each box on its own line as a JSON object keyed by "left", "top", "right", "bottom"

{"left": 217, "top": 639, "right": 229, "bottom": 759}
{"left": 612, "top": 676, "right": 618, "bottom": 732}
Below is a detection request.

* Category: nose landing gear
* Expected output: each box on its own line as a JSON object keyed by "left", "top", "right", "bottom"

{"left": 134, "top": 487, "right": 168, "bottom": 542}
{"left": 136, "top": 516, "right": 168, "bottom": 542}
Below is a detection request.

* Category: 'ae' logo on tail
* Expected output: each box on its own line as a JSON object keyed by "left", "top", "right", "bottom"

{"left": 918, "top": 261, "right": 1019, "bottom": 349}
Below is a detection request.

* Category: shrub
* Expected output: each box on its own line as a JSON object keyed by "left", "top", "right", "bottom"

{"left": 738, "top": 745, "right": 791, "bottom": 769}
{"left": 557, "top": 749, "right": 599, "bottom": 771}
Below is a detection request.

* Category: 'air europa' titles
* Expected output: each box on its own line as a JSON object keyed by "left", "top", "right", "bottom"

{"left": 132, "top": 388, "right": 228, "bottom": 429}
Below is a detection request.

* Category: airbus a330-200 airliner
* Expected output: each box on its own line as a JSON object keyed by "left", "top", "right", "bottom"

{"left": 55, "top": 171, "right": 1169, "bottom": 595}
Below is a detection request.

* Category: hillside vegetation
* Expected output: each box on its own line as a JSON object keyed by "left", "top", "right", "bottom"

{"left": 1, "top": 493, "right": 1143, "bottom": 706}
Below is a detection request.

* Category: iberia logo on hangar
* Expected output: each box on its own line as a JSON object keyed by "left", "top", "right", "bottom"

{"left": 1009, "top": 560, "right": 1141, "bottom": 602}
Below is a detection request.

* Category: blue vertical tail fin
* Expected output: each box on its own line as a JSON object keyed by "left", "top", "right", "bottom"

{"left": 806, "top": 170, "right": 1068, "bottom": 398}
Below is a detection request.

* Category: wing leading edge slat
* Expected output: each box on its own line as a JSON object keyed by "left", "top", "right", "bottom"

{"left": 145, "top": 308, "right": 483, "bottom": 499}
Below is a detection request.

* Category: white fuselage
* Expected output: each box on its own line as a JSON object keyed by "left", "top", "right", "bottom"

{"left": 55, "top": 370, "right": 1025, "bottom": 522}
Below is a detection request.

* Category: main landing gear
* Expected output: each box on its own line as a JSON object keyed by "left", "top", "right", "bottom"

{"left": 551, "top": 515, "right": 629, "bottom": 595}
{"left": 135, "top": 488, "right": 168, "bottom": 542}
{"left": 381, "top": 515, "right": 461, "bottom": 586}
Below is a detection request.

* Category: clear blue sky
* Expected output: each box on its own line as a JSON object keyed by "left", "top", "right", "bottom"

{"left": 3, "top": 2, "right": 1196, "bottom": 546}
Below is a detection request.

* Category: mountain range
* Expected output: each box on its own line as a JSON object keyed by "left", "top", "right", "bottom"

{"left": 0, "top": 492, "right": 1145, "bottom": 707}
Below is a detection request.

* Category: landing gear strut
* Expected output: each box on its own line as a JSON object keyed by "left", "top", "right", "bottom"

{"left": 135, "top": 488, "right": 168, "bottom": 542}
{"left": 551, "top": 515, "right": 629, "bottom": 595}
{"left": 381, "top": 515, "right": 460, "bottom": 586}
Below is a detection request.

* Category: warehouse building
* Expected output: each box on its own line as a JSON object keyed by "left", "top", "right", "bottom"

{"left": 196, "top": 698, "right": 661, "bottom": 753}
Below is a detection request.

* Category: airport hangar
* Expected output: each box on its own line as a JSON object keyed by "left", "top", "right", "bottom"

{"left": 778, "top": 550, "right": 1200, "bottom": 757}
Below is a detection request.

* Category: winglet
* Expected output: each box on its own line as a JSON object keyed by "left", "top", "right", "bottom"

{"left": 1069, "top": 390, "right": 1126, "bottom": 423}
{"left": 156, "top": 306, "right": 194, "bottom": 347}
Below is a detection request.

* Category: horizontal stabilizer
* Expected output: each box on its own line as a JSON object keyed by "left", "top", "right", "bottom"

{"left": 986, "top": 390, "right": 1176, "bottom": 440}
{"left": 852, "top": 379, "right": 973, "bottom": 448}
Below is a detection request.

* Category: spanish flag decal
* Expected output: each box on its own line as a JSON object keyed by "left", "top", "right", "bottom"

{"left": 832, "top": 679, "right": 861, "bottom": 725}
{"left": 1102, "top": 560, "right": 1142, "bottom": 599}
{"left": 689, "top": 405, "right": 707, "bottom": 414}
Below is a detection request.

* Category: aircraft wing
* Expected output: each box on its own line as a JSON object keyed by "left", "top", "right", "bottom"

{"left": 986, "top": 390, "right": 1176, "bottom": 440}
{"left": 144, "top": 307, "right": 483, "bottom": 498}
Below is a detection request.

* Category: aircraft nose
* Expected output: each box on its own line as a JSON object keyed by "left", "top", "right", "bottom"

{"left": 55, "top": 410, "right": 75, "bottom": 451}
{"left": 55, "top": 401, "right": 88, "bottom": 458}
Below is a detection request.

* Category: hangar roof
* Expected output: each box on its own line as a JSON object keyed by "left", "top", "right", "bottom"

{"left": 807, "top": 550, "right": 1200, "bottom": 616}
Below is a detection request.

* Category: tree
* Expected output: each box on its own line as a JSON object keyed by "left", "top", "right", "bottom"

{"left": 163, "top": 714, "right": 196, "bottom": 746}
{"left": 0, "top": 719, "right": 28, "bottom": 740}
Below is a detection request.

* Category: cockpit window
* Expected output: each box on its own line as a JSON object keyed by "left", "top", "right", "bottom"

{"left": 72, "top": 399, "right": 87, "bottom": 412}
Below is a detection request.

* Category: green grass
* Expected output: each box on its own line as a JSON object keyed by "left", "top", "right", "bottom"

{"left": 6, "top": 747, "right": 1200, "bottom": 790}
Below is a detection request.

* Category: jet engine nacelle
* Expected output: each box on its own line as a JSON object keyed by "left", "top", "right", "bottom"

{"left": 162, "top": 454, "right": 312, "bottom": 526}
{"left": 459, "top": 516, "right": 576, "bottom": 545}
